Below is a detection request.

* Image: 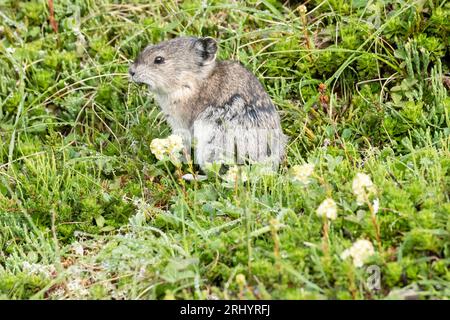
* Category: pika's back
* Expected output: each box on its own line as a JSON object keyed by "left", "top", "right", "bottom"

{"left": 195, "top": 60, "right": 275, "bottom": 115}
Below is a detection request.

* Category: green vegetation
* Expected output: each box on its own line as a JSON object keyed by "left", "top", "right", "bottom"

{"left": 0, "top": 0, "right": 449, "bottom": 299}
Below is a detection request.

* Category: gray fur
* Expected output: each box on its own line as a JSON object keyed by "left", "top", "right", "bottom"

{"left": 130, "top": 36, "right": 287, "bottom": 168}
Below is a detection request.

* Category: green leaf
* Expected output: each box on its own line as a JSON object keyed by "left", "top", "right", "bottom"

{"left": 95, "top": 215, "right": 105, "bottom": 228}
{"left": 100, "top": 226, "right": 115, "bottom": 232}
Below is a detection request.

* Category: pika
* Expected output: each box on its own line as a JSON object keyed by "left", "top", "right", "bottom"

{"left": 129, "top": 37, "right": 287, "bottom": 169}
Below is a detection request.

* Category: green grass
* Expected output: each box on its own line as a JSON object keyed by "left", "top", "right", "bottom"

{"left": 0, "top": 0, "right": 449, "bottom": 299}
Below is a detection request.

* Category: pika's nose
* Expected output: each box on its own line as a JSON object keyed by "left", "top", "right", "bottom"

{"left": 129, "top": 65, "right": 136, "bottom": 77}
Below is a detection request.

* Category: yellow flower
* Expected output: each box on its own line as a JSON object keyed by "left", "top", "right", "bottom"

{"left": 224, "top": 166, "right": 248, "bottom": 183}
{"left": 316, "top": 198, "right": 337, "bottom": 220}
{"left": 235, "top": 274, "right": 246, "bottom": 286}
{"left": 150, "top": 134, "right": 184, "bottom": 162}
{"left": 298, "top": 5, "right": 307, "bottom": 14}
{"left": 340, "top": 239, "right": 375, "bottom": 267}
{"left": 352, "top": 173, "right": 376, "bottom": 205}
{"left": 292, "top": 163, "right": 315, "bottom": 185}
{"left": 150, "top": 138, "right": 167, "bottom": 160}
{"left": 166, "top": 134, "right": 184, "bottom": 154}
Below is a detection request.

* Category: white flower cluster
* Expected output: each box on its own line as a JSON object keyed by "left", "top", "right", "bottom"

{"left": 352, "top": 173, "right": 376, "bottom": 205}
{"left": 372, "top": 198, "right": 380, "bottom": 215}
{"left": 48, "top": 287, "right": 66, "bottom": 299}
{"left": 128, "top": 197, "right": 152, "bottom": 227}
{"left": 316, "top": 198, "right": 337, "bottom": 220}
{"left": 292, "top": 163, "right": 315, "bottom": 185}
{"left": 340, "top": 239, "right": 375, "bottom": 267}
{"left": 150, "top": 135, "right": 184, "bottom": 162}
{"left": 132, "top": 197, "right": 151, "bottom": 215}
{"left": 71, "top": 242, "right": 84, "bottom": 256}
{"left": 23, "top": 261, "right": 56, "bottom": 278}
{"left": 66, "top": 278, "right": 89, "bottom": 297}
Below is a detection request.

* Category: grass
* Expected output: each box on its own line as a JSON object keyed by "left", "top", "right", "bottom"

{"left": 0, "top": 0, "right": 449, "bottom": 299}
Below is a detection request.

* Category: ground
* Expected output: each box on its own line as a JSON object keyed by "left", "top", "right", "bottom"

{"left": 0, "top": 0, "right": 449, "bottom": 299}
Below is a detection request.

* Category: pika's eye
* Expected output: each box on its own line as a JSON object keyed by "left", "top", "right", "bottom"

{"left": 154, "top": 56, "right": 165, "bottom": 64}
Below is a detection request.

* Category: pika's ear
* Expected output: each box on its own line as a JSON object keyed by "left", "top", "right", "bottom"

{"left": 194, "top": 37, "right": 217, "bottom": 64}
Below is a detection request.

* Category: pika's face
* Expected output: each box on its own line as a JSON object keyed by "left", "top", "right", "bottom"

{"left": 129, "top": 37, "right": 217, "bottom": 94}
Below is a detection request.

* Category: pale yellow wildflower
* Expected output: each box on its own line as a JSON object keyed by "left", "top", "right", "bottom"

{"left": 340, "top": 239, "right": 375, "bottom": 267}
{"left": 352, "top": 173, "right": 376, "bottom": 205}
{"left": 298, "top": 5, "right": 307, "bottom": 14}
{"left": 292, "top": 163, "right": 315, "bottom": 185}
{"left": 224, "top": 166, "right": 248, "bottom": 183}
{"left": 166, "top": 134, "right": 184, "bottom": 154}
{"left": 150, "top": 138, "right": 167, "bottom": 160}
{"left": 150, "top": 134, "right": 184, "bottom": 162}
{"left": 316, "top": 198, "right": 338, "bottom": 220}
